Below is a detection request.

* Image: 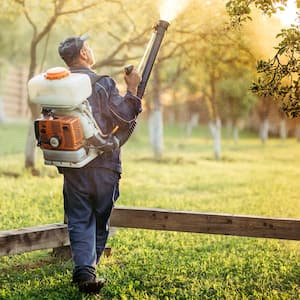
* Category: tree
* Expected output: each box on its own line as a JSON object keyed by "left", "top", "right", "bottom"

{"left": 251, "top": 25, "right": 300, "bottom": 118}
{"left": 155, "top": 0, "right": 298, "bottom": 153}
{"left": 187, "top": 27, "right": 255, "bottom": 158}
{"left": 225, "top": 0, "right": 289, "bottom": 24}
{"left": 148, "top": 64, "right": 164, "bottom": 160}
{"left": 218, "top": 75, "right": 258, "bottom": 142}
{"left": 11, "top": 0, "right": 100, "bottom": 173}
{"left": 226, "top": 0, "right": 300, "bottom": 121}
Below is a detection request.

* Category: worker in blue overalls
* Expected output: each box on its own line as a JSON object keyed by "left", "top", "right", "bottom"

{"left": 58, "top": 34, "right": 141, "bottom": 294}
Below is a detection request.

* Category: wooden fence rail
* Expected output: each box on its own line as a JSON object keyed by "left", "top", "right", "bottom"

{"left": 1, "top": 207, "right": 300, "bottom": 257}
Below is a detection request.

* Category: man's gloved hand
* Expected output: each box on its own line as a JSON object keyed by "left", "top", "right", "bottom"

{"left": 96, "top": 135, "right": 119, "bottom": 152}
{"left": 87, "top": 134, "right": 120, "bottom": 152}
{"left": 124, "top": 68, "right": 141, "bottom": 96}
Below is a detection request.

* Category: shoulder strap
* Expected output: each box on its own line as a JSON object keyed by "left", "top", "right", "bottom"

{"left": 88, "top": 74, "right": 109, "bottom": 86}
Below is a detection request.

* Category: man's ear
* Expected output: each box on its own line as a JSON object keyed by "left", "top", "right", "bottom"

{"left": 79, "top": 48, "right": 88, "bottom": 60}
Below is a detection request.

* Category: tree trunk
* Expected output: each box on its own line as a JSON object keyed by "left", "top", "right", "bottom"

{"left": 25, "top": 38, "right": 41, "bottom": 171}
{"left": 206, "top": 69, "right": 221, "bottom": 160}
{"left": 186, "top": 113, "right": 199, "bottom": 137}
{"left": 25, "top": 96, "right": 40, "bottom": 171}
{"left": 233, "top": 125, "right": 239, "bottom": 144}
{"left": 149, "top": 65, "right": 163, "bottom": 160}
{"left": 279, "top": 119, "right": 287, "bottom": 140}
{"left": 149, "top": 109, "right": 163, "bottom": 160}
{"left": 209, "top": 118, "right": 222, "bottom": 160}
{"left": 226, "top": 120, "right": 233, "bottom": 139}
{"left": 260, "top": 119, "right": 269, "bottom": 144}
{"left": 0, "top": 96, "right": 5, "bottom": 123}
{"left": 295, "top": 123, "right": 300, "bottom": 142}
{"left": 25, "top": 122, "right": 37, "bottom": 169}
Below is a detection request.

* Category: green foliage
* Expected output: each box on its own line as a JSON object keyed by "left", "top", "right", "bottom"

{"left": 251, "top": 25, "right": 300, "bottom": 118}
{"left": 0, "top": 0, "right": 22, "bottom": 21}
{"left": 226, "top": 0, "right": 300, "bottom": 120}
{"left": 225, "top": 0, "right": 288, "bottom": 25}
{"left": 218, "top": 76, "right": 258, "bottom": 122}
{"left": 1, "top": 122, "right": 300, "bottom": 298}
{"left": 183, "top": 15, "right": 257, "bottom": 121}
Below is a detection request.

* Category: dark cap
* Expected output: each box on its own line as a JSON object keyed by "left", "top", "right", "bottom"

{"left": 58, "top": 34, "right": 90, "bottom": 62}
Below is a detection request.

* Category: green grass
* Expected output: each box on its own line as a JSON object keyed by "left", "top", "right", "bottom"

{"left": 1, "top": 122, "right": 300, "bottom": 299}
{"left": 0, "top": 122, "right": 29, "bottom": 155}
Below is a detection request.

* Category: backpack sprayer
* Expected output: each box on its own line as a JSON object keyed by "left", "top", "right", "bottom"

{"left": 28, "top": 20, "right": 169, "bottom": 168}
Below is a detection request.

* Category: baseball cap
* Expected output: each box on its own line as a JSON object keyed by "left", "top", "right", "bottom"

{"left": 58, "top": 34, "right": 90, "bottom": 62}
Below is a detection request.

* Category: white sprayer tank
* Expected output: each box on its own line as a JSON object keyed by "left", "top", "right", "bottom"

{"left": 28, "top": 67, "right": 92, "bottom": 109}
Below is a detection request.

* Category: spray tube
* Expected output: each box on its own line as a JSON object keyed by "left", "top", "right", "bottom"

{"left": 121, "top": 20, "right": 170, "bottom": 146}
{"left": 125, "top": 20, "right": 170, "bottom": 99}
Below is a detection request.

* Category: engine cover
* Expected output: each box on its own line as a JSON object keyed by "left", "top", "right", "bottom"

{"left": 35, "top": 115, "right": 84, "bottom": 151}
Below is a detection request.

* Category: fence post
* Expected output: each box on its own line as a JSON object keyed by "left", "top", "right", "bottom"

{"left": 52, "top": 214, "right": 71, "bottom": 260}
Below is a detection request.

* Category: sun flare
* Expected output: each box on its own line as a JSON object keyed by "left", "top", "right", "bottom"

{"left": 276, "top": 0, "right": 298, "bottom": 26}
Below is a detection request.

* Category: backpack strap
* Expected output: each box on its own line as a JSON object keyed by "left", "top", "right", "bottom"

{"left": 88, "top": 73, "right": 109, "bottom": 86}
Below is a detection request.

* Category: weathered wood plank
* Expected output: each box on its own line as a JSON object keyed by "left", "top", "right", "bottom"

{"left": 0, "top": 223, "right": 69, "bottom": 257}
{"left": 1, "top": 207, "right": 300, "bottom": 257}
{"left": 0, "top": 224, "right": 117, "bottom": 257}
{"left": 110, "top": 207, "right": 300, "bottom": 240}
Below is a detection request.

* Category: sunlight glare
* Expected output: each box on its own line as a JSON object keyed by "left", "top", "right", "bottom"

{"left": 276, "top": 0, "right": 298, "bottom": 26}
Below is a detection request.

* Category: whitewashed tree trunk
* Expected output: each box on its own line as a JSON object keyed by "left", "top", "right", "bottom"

{"left": 260, "top": 119, "right": 269, "bottom": 144}
{"left": 209, "top": 118, "right": 222, "bottom": 160}
{"left": 25, "top": 122, "right": 37, "bottom": 168}
{"left": 226, "top": 120, "right": 233, "bottom": 138}
{"left": 279, "top": 119, "right": 287, "bottom": 140}
{"left": 186, "top": 113, "right": 199, "bottom": 137}
{"left": 149, "top": 65, "right": 163, "bottom": 160}
{"left": 233, "top": 126, "right": 239, "bottom": 144}
{"left": 149, "top": 109, "right": 163, "bottom": 160}
{"left": 0, "top": 97, "right": 5, "bottom": 123}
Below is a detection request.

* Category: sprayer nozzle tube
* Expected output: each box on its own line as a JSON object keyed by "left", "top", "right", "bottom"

{"left": 157, "top": 20, "right": 170, "bottom": 30}
{"left": 137, "top": 19, "right": 170, "bottom": 99}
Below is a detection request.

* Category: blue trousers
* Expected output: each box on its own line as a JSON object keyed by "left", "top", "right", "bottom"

{"left": 62, "top": 167, "right": 120, "bottom": 282}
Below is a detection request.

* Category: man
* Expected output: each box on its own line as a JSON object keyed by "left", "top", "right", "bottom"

{"left": 58, "top": 34, "right": 141, "bottom": 294}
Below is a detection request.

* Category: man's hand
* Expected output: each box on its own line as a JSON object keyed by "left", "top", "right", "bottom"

{"left": 124, "top": 68, "right": 141, "bottom": 96}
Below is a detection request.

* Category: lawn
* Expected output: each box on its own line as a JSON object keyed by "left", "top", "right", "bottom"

{"left": 0, "top": 122, "right": 300, "bottom": 299}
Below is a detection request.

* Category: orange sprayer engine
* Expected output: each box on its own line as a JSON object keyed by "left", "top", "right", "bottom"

{"left": 35, "top": 115, "right": 84, "bottom": 151}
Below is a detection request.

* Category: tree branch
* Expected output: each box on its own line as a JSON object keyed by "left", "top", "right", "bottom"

{"left": 93, "top": 26, "right": 151, "bottom": 69}
{"left": 58, "top": 2, "right": 99, "bottom": 15}
{"left": 34, "top": 1, "right": 99, "bottom": 45}
{"left": 13, "top": 0, "right": 37, "bottom": 37}
{"left": 95, "top": 55, "right": 142, "bottom": 69}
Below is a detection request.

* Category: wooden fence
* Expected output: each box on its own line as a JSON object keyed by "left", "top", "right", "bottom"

{"left": 1, "top": 66, "right": 29, "bottom": 121}
{"left": 1, "top": 207, "right": 300, "bottom": 257}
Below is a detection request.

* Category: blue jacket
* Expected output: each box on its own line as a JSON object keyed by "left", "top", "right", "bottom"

{"left": 61, "top": 66, "right": 142, "bottom": 173}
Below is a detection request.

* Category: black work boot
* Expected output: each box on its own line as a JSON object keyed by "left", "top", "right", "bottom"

{"left": 77, "top": 278, "right": 105, "bottom": 294}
